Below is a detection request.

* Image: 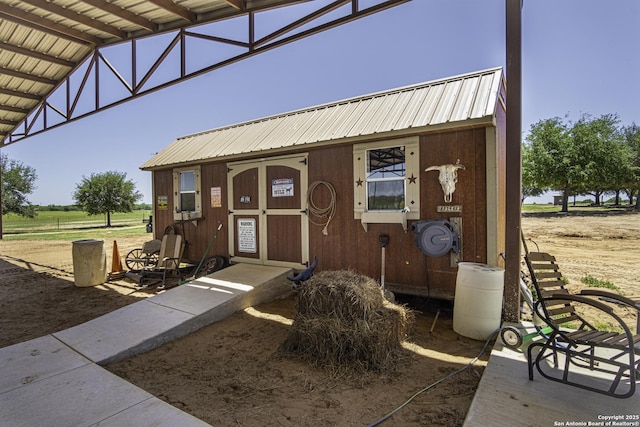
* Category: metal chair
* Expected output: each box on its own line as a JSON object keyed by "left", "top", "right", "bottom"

{"left": 130, "top": 234, "right": 184, "bottom": 289}
{"left": 525, "top": 251, "right": 640, "bottom": 398}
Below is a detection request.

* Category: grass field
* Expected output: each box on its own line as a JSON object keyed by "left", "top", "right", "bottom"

{"left": 522, "top": 202, "right": 635, "bottom": 213}
{"left": 2, "top": 203, "right": 635, "bottom": 241}
{"left": 1, "top": 209, "right": 152, "bottom": 241}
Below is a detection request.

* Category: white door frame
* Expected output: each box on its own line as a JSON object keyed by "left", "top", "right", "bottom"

{"left": 227, "top": 154, "right": 309, "bottom": 269}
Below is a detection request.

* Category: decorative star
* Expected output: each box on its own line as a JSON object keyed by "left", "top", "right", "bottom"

{"left": 356, "top": 178, "right": 363, "bottom": 187}
{"left": 408, "top": 174, "right": 417, "bottom": 184}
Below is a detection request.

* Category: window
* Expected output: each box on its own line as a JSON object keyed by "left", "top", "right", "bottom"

{"left": 179, "top": 170, "right": 196, "bottom": 212}
{"left": 353, "top": 137, "right": 420, "bottom": 230}
{"left": 366, "top": 146, "right": 406, "bottom": 211}
{"left": 173, "top": 166, "right": 201, "bottom": 220}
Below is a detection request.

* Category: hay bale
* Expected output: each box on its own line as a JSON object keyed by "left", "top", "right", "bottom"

{"left": 282, "top": 270, "right": 413, "bottom": 372}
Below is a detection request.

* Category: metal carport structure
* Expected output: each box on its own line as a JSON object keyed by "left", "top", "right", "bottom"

{"left": 0, "top": 0, "right": 411, "bottom": 144}
{"left": 0, "top": 0, "right": 523, "bottom": 321}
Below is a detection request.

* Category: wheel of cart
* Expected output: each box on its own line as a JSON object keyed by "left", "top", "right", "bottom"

{"left": 500, "top": 325, "right": 524, "bottom": 349}
{"left": 192, "top": 255, "right": 228, "bottom": 279}
{"left": 125, "top": 239, "right": 162, "bottom": 271}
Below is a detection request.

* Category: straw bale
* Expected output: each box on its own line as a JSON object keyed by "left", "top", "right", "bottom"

{"left": 282, "top": 270, "right": 413, "bottom": 372}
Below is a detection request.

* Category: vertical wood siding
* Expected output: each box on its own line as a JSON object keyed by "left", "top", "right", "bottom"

{"left": 151, "top": 126, "right": 496, "bottom": 299}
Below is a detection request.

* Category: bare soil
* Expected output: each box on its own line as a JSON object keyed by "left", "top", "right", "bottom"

{"left": 1, "top": 210, "right": 638, "bottom": 426}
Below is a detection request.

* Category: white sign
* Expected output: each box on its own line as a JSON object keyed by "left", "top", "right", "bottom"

{"left": 272, "top": 178, "right": 294, "bottom": 198}
{"left": 237, "top": 218, "right": 257, "bottom": 253}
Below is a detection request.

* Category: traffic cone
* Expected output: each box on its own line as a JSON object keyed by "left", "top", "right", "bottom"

{"left": 108, "top": 240, "right": 126, "bottom": 280}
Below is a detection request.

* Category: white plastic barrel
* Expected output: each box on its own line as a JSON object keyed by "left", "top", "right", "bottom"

{"left": 72, "top": 239, "right": 107, "bottom": 287}
{"left": 453, "top": 262, "right": 505, "bottom": 340}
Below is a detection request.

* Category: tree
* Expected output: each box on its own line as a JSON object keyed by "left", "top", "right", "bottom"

{"left": 524, "top": 114, "right": 633, "bottom": 211}
{"left": 571, "top": 114, "right": 629, "bottom": 205}
{"left": 1, "top": 153, "right": 37, "bottom": 218}
{"left": 73, "top": 171, "right": 142, "bottom": 227}
{"left": 622, "top": 123, "right": 640, "bottom": 209}
{"left": 524, "top": 117, "right": 578, "bottom": 212}
{"left": 521, "top": 143, "right": 546, "bottom": 202}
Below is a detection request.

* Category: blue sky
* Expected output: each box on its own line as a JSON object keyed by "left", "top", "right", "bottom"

{"left": 3, "top": 0, "right": 639, "bottom": 206}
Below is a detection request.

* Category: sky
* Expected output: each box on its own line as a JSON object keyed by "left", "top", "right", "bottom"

{"left": 3, "top": 0, "right": 639, "bottom": 206}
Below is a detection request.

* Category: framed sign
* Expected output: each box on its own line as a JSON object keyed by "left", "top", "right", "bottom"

{"left": 237, "top": 218, "right": 257, "bottom": 253}
{"left": 157, "top": 195, "right": 168, "bottom": 210}
{"left": 272, "top": 178, "right": 294, "bottom": 197}
{"left": 210, "top": 187, "right": 222, "bottom": 208}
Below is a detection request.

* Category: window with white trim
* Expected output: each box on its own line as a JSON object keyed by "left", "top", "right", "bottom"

{"left": 353, "top": 137, "right": 420, "bottom": 230}
{"left": 366, "top": 146, "right": 406, "bottom": 211}
{"left": 173, "top": 166, "right": 202, "bottom": 220}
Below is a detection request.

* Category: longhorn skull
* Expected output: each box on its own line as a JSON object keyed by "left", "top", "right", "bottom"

{"left": 425, "top": 160, "right": 465, "bottom": 203}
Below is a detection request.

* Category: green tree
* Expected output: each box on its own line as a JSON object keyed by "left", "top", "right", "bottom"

{"left": 1, "top": 153, "right": 37, "bottom": 218}
{"left": 73, "top": 171, "right": 142, "bottom": 227}
{"left": 521, "top": 142, "right": 546, "bottom": 202}
{"left": 524, "top": 117, "right": 578, "bottom": 212}
{"left": 524, "top": 114, "right": 633, "bottom": 211}
{"left": 622, "top": 123, "right": 640, "bottom": 209}
{"left": 571, "top": 114, "right": 628, "bottom": 205}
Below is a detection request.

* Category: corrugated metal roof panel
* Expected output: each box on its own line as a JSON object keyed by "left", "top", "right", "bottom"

{"left": 370, "top": 92, "right": 401, "bottom": 134}
{"left": 328, "top": 99, "right": 367, "bottom": 139}
{"left": 430, "top": 79, "right": 462, "bottom": 125}
{"left": 374, "top": 89, "right": 413, "bottom": 132}
{"left": 289, "top": 108, "right": 327, "bottom": 145}
{"left": 141, "top": 67, "right": 504, "bottom": 170}
{"left": 412, "top": 84, "right": 444, "bottom": 127}
{"left": 323, "top": 103, "right": 357, "bottom": 140}
{"left": 345, "top": 95, "right": 388, "bottom": 138}
{"left": 450, "top": 76, "right": 479, "bottom": 122}
{"left": 393, "top": 87, "right": 426, "bottom": 130}
{"left": 294, "top": 105, "right": 339, "bottom": 143}
{"left": 316, "top": 102, "right": 358, "bottom": 141}
{"left": 470, "top": 73, "right": 494, "bottom": 119}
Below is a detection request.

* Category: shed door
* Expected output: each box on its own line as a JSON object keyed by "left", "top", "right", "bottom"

{"left": 227, "top": 155, "right": 309, "bottom": 269}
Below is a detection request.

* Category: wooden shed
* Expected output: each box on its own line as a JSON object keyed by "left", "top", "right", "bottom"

{"left": 141, "top": 67, "right": 507, "bottom": 300}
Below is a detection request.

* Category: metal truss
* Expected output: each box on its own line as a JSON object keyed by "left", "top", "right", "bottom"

{"left": 3, "top": 0, "right": 410, "bottom": 145}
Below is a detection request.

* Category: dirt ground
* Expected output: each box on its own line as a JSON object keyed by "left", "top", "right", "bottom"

{"left": 1, "top": 210, "right": 638, "bottom": 426}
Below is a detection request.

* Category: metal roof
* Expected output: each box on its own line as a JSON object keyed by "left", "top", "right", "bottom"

{"left": 0, "top": 0, "right": 410, "bottom": 145}
{"left": 141, "top": 66, "right": 505, "bottom": 170}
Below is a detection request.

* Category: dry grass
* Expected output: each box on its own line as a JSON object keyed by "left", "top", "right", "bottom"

{"left": 281, "top": 270, "right": 414, "bottom": 373}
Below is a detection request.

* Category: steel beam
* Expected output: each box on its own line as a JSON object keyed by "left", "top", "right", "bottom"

{"left": 504, "top": 0, "right": 523, "bottom": 322}
{"left": 2, "top": 0, "right": 410, "bottom": 146}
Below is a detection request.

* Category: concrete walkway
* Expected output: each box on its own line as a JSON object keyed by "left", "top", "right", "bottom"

{"left": 464, "top": 327, "right": 640, "bottom": 427}
{"left": 0, "top": 264, "right": 292, "bottom": 427}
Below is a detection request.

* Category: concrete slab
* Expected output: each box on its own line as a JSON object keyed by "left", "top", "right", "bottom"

{"left": 0, "top": 361, "right": 209, "bottom": 427}
{"left": 150, "top": 280, "right": 243, "bottom": 315}
{"left": 0, "top": 335, "right": 90, "bottom": 395}
{"left": 151, "top": 263, "right": 293, "bottom": 315}
{"left": 205, "top": 263, "right": 292, "bottom": 286}
{"left": 53, "top": 298, "right": 195, "bottom": 365}
{"left": 464, "top": 343, "right": 640, "bottom": 427}
{"left": 52, "top": 263, "right": 292, "bottom": 365}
